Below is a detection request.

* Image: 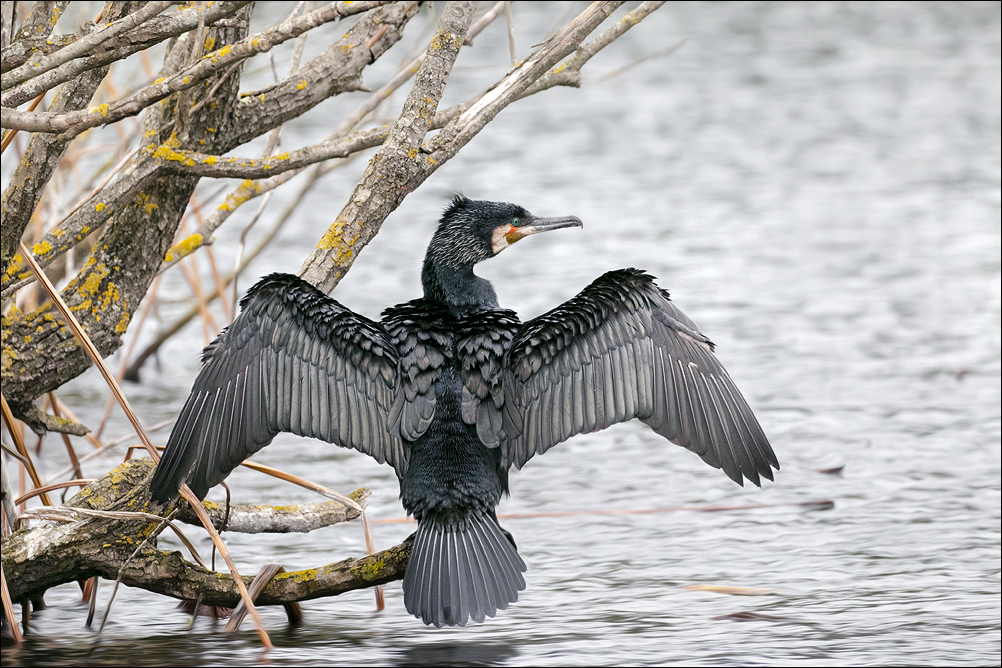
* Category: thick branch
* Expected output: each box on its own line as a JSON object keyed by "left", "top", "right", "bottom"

{"left": 2, "top": 155, "right": 160, "bottom": 291}
{"left": 1, "top": 3, "right": 14, "bottom": 52}
{"left": 1, "top": 8, "right": 251, "bottom": 416}
{"left": 2, "top": 34, "right": 75, "bottom": 73}
{"left": 0, "top": 1, "right": 390, "bottom": 137}
{"left": 222, "top": 0, "right": 420, "bottom": 151}
{"left": 299, "top": 0, "right": 479, "bottom": 291}
{"left": 1, "top": 1, "right": 253, "bottom": 107}
{"left": 1, "top": 458, "right": 410, "bottom": 607}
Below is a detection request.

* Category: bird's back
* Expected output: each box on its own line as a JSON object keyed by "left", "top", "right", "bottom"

{"left": 381, "top": 300, "right": 520, "bottom": 519}
{"left": 382, "top": 299, "right": 526, "bottom": 626}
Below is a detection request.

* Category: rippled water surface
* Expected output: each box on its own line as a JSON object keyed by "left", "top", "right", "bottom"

{"left": 4, "top": 2, "right": 1000, "bottom": 666}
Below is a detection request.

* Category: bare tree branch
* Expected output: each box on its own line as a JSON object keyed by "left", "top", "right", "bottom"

{"left": 10, "top": 2, "right": 69, "bottom": 45}
{"left": 2, "top": 458, "right": 409, "bottom": 609}
{"left": 0, "top": 1, "right": 391, "bottom": 137}
{"left": 521, "top": 0, "right": 667, "bottom": 96}
{"left": 1, "top": 1, "right": 253, "bottom": 107}
{"left": 153, "top": 125, "right": 390, "bottom": 179}
{"left": 1, "top": 1, "right": 140, "bottom": 280}
{"left": 1, "top": 1, "right": 175, "bottom": 93}
{"left": 1, "top": 6, "right": 254, "bottom": 419}
{"left": 156, "top": 2, "right": 504, "bottom": 274}
{"left": 175, "top": 489, "right": 370, "bottom": 533}
{"left": 2, "top": 1, "right": 419, "bottom": 292}
{"left": 2, "top": 156, "right": 160, "bottom": 293}
{"left": 0, "top": 2, "right": 14, "bottom": 52}
{"left": 299, "top": 0, "right": 479, "bottom": 290}
{"left": 222, "top": 0, "right": 420, "bottom": 151}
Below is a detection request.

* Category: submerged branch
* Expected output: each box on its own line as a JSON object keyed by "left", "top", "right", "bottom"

{"left": 1, "top": 459, "right": 407, "bottom": 607}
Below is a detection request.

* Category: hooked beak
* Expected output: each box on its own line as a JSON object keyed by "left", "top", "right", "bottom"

{"left": 505, "top": 215, "right": 583, "bottom": 244}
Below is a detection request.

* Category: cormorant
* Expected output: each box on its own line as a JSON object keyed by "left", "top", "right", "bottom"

{"left": 150, "top": 196, "right": 778, "bottom": 627}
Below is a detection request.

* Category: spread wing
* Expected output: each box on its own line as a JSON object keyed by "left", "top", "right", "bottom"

{"left": 501, "top": 268, "right": 778, "bottom": 485}
{"left": 150, "top": 273, "right": 404, "bottom": 502}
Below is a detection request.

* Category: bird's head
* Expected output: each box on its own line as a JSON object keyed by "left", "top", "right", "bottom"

{"left": 426, "top": 195, "right": 583, "bottom": 268}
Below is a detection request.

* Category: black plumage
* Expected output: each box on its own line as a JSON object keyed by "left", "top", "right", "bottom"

{"left": 150, "top": 195, "right": 778, "bottom": 627}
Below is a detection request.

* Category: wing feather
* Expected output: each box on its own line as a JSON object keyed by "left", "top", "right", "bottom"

{"left": 501, "top": 269, "right": 778, "bottom": 485}
{"left": 150, "top": 273, "right": 405, "bottom": 503}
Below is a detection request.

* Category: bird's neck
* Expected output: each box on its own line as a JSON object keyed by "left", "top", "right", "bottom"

{"left": 421, "top": 259, "right": 498, "bottom": 312}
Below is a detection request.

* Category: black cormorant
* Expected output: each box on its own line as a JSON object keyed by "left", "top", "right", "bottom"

{"left": 150, "top": 196, "right": 778, "bottom": 627}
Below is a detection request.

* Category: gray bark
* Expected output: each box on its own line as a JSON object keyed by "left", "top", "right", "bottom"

{"left": 2, "top": 458, "right": 408, "bottom": 607}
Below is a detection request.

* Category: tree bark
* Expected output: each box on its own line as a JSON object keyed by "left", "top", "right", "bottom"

{"left": 2, "top": 458, "right": 409, "bottom": 607}
{"left": 1, "top": 5, "right": 252, "bottom": 429}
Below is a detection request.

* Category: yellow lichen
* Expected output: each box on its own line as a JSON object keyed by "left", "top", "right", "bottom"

{"left": 145, "top": 202, "right": 159, "bottom": 215}
{"left": 164, "top": 233, "right": 204, "bottom": 263}
{"left": 95, "top": 202, "right": 106, "bottom": 212}
{"left": 358, "top": 559, "right": 386, "bottom": 580}
{"left": 153, "top": 144, "right": 197, "bottom": 167}
{"left": 32, "top": 240, "right": 51, "bottom": 255}
{"left": 316, "top": 216, "right": 361, "bottom": 265}
{"left": 296, "top": 79, "right": 307, "bottom": 90}
{"left": 3, "top": 254, "right": 23, "bottom": 280}
{"left": 115, "top": 311, "right": 131, "bottom": 334}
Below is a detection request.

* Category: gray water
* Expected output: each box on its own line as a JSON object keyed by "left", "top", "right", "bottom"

{"left": 4, "top": 2, "right": 1000, "bottom": 665}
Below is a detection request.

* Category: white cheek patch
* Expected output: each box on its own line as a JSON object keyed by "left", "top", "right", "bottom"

{"left": 491, "top": 226, "right": 510, "bottom": 254}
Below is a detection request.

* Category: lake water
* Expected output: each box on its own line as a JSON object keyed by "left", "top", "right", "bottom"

{"left": 3, "top": 2, "right": 1000, "bottom": 666}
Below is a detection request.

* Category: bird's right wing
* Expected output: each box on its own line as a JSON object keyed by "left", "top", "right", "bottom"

{"left": 501, "top": 269, "right": 778, "bottom": 485}
{"left": 150, "top": 273, "right": 404, "bottom": 502}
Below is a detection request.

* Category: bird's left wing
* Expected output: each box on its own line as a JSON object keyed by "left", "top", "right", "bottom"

{"left": 501, "top": 268, "right": 778, "bottom": 485}
{"left": 150, "top": 273, "right": 403, "bottom": 502}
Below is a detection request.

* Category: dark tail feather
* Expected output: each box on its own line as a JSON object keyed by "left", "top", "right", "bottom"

{"left": 404, "top": 513, "right": 526, "bottom": 627}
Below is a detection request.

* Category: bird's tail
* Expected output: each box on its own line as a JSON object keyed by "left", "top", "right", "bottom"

{"left": 403, "top": 512, "right": 526, "bottom": 627}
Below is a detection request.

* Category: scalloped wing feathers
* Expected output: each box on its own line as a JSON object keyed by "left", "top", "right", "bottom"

{"left": 500, "top": 268, "right": 778, "bottom": 486}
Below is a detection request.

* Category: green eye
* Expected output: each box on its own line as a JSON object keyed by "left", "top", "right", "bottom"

{"left": 512, "top": 218, "right": 519, "bottom": 226}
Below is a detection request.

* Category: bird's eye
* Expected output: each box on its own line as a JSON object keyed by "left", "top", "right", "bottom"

{"left": 512, "top": 218, "right": 519, "bottom": 227}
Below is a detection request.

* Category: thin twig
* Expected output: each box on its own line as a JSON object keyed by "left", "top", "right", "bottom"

{"left": 1, "top": 562, "right": 22, "bottom": 645}
{"left": 0, "top": 394, "right": 53, "bottom": 506}
{"left": 240, "top": 460, "right": 364, "bottom": 513}
{"left": 504, "top": 1, "right": 517, "bottom": 65}
{"left": 97, "top": 509, "right": 180, "bottom": 635}
{"left": 13, "top": 479, "right": 94, "bottom": 506}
